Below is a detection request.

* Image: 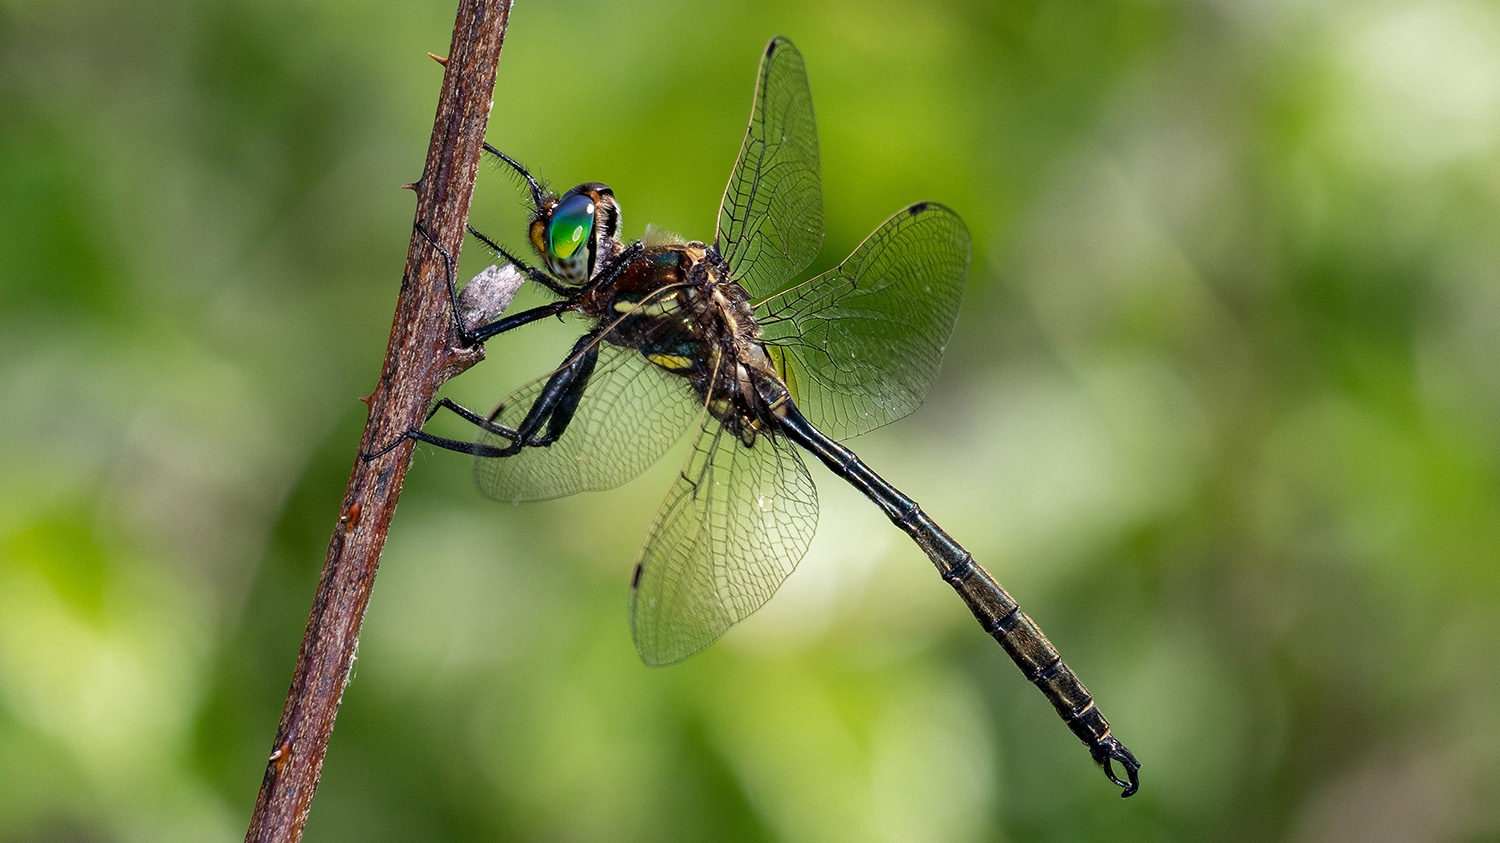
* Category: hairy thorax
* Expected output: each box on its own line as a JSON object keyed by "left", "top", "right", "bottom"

{"left": 582, "top": 241, "right": 789, "bottom": 444}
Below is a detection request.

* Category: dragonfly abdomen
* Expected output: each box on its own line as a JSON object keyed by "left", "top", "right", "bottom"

{"left": 776, "top": 405, "right": 1141, "bottom": 796}
{"left": 942, "top": 561, "right": 1114, "bottom": 740}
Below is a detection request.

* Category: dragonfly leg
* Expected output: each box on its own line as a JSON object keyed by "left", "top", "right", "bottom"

{"left": 589, "top": 240, "right": 645, "bottom": 290}
{"left": 413, "top": 220, "right": 574, "bottom": 346}
{"left": 370, "top": 330, "right": 603, "bottom": 464}
{"left": 466, "top": 299, "right": 573, "bottom": 344}
{"left": 424, "top": 397, "right": 509, "bottom": 433}
{"left": 362, "top": 394, "right": 527, "bottom": 460}
{"left": 412, "top": 221, "right": 475, "bottom": 343}
{"left": 482, "top": 144, "right": 547, "bottom": 210}
{"left": 462, "top": 228, "right": 643, "bottom": 339}
{"left": 362, "top": 406, "right": 520, "bottom": 461}
{"left": 466, "top": 223, "right": 571, "bottom": 297}
{"left": 495, "top": 331, "right": 600, "bottom": 453}
{"left": 465, "top": 241, "right": 642, "bottom": 345}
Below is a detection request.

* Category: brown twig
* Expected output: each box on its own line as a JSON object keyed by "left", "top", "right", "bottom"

{"left": 243, "top": 1, "right": 513, "bottom": 840}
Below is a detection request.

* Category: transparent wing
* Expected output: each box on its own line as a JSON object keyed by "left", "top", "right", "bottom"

{"left": 755, "top": 202, "right": 970, "bottom": 440}
{"left": 475, "top": 340, "right": 700, "bottom": 503}
{"left": 629, "top": 418, "right": 819, "bottom": 666}
{"left": 715, "top": 36, "right": 823, "bottom": 300}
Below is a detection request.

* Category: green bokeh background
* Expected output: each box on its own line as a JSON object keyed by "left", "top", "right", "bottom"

{"left": 4, "top": 0, "right": 1500, "bottom": 840}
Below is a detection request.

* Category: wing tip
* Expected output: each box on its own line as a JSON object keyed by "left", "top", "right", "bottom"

{"left": 636, "top": 648, "right": 673, "bottom": 669}
{"left": 630, "top": 627, "right": 702, "bottom": 668}
{"left": 629, "top": 588, "right": 724, "bottom": 668}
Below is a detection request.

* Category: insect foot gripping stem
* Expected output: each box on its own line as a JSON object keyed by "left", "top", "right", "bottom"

{"left": 1090, "top": 736, "right": 1141, "bottom": 797}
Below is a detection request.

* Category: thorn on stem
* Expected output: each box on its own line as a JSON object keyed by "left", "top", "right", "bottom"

{"left": 270, "top": 739, "right": 293, "bottom": 774}
{"left": 400, "top": 182, "right": 419, "bottom": 192}
{"left": 341, "top": 501, "right": 363, "bottom": 533}
{"left": 428, "top": 51, "right": 448, "bottom": 66}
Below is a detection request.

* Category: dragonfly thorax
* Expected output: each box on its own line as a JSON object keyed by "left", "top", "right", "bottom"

{"left": 594, "top": 241, "right": 787, "bottom": 446}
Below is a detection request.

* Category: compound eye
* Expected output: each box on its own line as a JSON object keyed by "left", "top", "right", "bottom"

{"left": 547, "top": 193, "right": 595, "bottom": 260}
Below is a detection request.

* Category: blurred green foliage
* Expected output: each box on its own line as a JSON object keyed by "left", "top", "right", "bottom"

{"left": 3, "top": 0, "right": 1499, "bottom": 840}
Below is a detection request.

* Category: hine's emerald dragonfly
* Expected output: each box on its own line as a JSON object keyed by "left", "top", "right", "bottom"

{"left": 376, "top": 36, "right": 1140, "bottom": 796}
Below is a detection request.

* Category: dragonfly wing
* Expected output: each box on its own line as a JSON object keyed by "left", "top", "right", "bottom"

{"left": 475, "top": 340, "right": 700, "bottom": 502}
{"left": 715, "top": 36, "right": 823, "bottom": 300}
{"left": 756, "top": 202, "right": 970, "bottom": 439}
{"left": 629, "top": 418, "right": 819, "bottom": 666}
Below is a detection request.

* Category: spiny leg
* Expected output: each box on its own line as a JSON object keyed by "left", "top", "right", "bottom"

{"left": 413, "top": 221, "right": 474, "bottom": 343}
{"left": 467, "top": 224, "right": 572, "bottom": 297}
{"left": 414, "top": 221, "right": 574, "bottom": 346}
{"left": 363, "top": 397, "right": 520, "bottom": 461}
{"left": 456, "top": 223, "right": 647, "bottom": 344}
{"left": 493, "top": 331, "right": 600, "bottom": 455}
{"left": 364, "top": 332, "right": 601, "bottom": 461}
{"left": 482, "top": 143, "right": 547, "bottom": 209}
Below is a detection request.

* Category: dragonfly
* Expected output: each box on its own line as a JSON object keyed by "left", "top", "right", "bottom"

{"left": 380, "top": 36, "right": 1140, "bottom": 797}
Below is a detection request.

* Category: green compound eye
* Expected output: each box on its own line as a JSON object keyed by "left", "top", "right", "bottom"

{"left": 548, "top": 193, "right": 595, "bottom": 259}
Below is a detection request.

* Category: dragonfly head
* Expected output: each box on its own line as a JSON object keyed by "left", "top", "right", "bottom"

{"left": 530, "top": 183, "right": 621, "bottom": 286}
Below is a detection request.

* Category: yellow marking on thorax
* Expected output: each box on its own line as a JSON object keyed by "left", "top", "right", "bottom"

{"left": 646, "top": 353, "right": 694, "bottom": 372}
{"left": 614, "top": 289, "right": 680, "bottom": 316}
